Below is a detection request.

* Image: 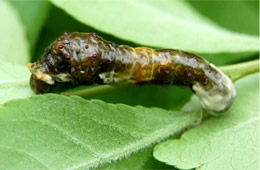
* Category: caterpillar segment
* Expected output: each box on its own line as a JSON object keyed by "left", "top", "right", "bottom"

{"left": 28, "top": 32, "right": 236, "bottom": 114}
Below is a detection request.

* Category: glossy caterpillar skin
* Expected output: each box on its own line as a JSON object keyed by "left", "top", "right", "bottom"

{"left": 28, "top": 32, "right": 236, "bottom": 114}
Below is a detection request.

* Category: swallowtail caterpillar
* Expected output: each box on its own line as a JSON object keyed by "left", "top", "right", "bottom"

{"left": 28, "top": 32, "right": 236, "bottom": 115}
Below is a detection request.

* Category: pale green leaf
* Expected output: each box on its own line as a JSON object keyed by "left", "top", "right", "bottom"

{"left": 49, "top": 0, "right": 258, "bottom": 54}
{"left": 0, "top": 94, "right": 199, "bottom": 169}
{"left": 0, "top": 0, "right": 30, "bottom": 64}
{"left": 153, "top": 73, "right": 259, "bottom": 170}
{"left": 0, "top": 60, "right": 33, "bottom": 105}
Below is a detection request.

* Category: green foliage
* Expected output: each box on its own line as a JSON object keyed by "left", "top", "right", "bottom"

{"left": 154, "top": 73, "right": 259, "bottom": 170}
{"left": 188, "top": 1, "right": 259, "bottom": 36}
{"left": 50, "top": 0, "right": 258, "bottom": 54}
{"left": 0, "top": 94, "right": 200, "bottom": 169}
{"left": 0, "top": 0, "right": 259, "bottom": 169}
{"left": 11, "top": 0, "right": 50, "bottom": 53}
{"left": 0, "top": 0, "right": 29, "bottom": 64}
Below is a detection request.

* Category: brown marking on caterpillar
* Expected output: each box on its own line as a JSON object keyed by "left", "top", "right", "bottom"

{"left": 28, "top": 32, "right": 236, "bottom": 114}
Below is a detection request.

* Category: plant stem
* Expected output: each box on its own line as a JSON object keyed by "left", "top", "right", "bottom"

{"left": 62, "top": 59, "right": 259, "bottom": 97}
{"left": 61, "top": 85, "right": 118, "bottom": 96}
{"left": 219, "top": 59, "right": 259, "bottom": 82}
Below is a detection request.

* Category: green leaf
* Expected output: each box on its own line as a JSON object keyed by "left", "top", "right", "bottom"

{"left": 0, "top": 0, "right": 30, "bottom": 64}
{"left": 49, "top": 0, "right": 258, "bottom": 54}
{"left": 153, "top": 73, "right": 259, "bottom": 170}
{"left": 11, "top": 0, "right": 51, "bottom": 53}
{"left": 0, "top": 60, "right": 33, "bottom": 105}
{"left": 187, "top": 0, "right": 259, "bottom": 36}
{"left": 0, "top": 94, "right": 199, "bottom": 169}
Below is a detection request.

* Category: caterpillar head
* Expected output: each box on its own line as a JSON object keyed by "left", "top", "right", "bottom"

{"left": 28, "top": 32, "right": 100, "bottom": 93}
{"left": 28, "top": 43, "right": 73, "bottom": 93}
{"left": 28, "top": 62, "right": 56, "bottom": 94}
{"left": 28, "top": 33, "right": 72, "bottom": 93}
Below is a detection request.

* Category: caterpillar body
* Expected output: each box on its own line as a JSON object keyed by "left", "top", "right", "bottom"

{"left": 28, "top": 32, "right": 236, "bottom": 114}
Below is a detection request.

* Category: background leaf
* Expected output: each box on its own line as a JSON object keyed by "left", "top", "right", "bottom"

{"left": 49, "top": 0, "right": 258, "bottom": 54}
{"left": 11, "top": 0, "right": 50, "bottom": 54}
{"left": 187, "top": 0, "right": 259, "bottom": 36}
{"left": 0, "top": 0, "right": 30, "bottom": 64}
{"left": 0, "top": 60, "right": 33, "bottom": 105}
{"left": 0, "top": 94, "right": 199, "bottom": 169}
{"left": 153, "top": 73, "right": 259, "bottom": 170}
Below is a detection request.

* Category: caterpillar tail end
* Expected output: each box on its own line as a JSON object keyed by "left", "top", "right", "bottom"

{"left": 192, "top": 70, "right": 236, "bottom": 116}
